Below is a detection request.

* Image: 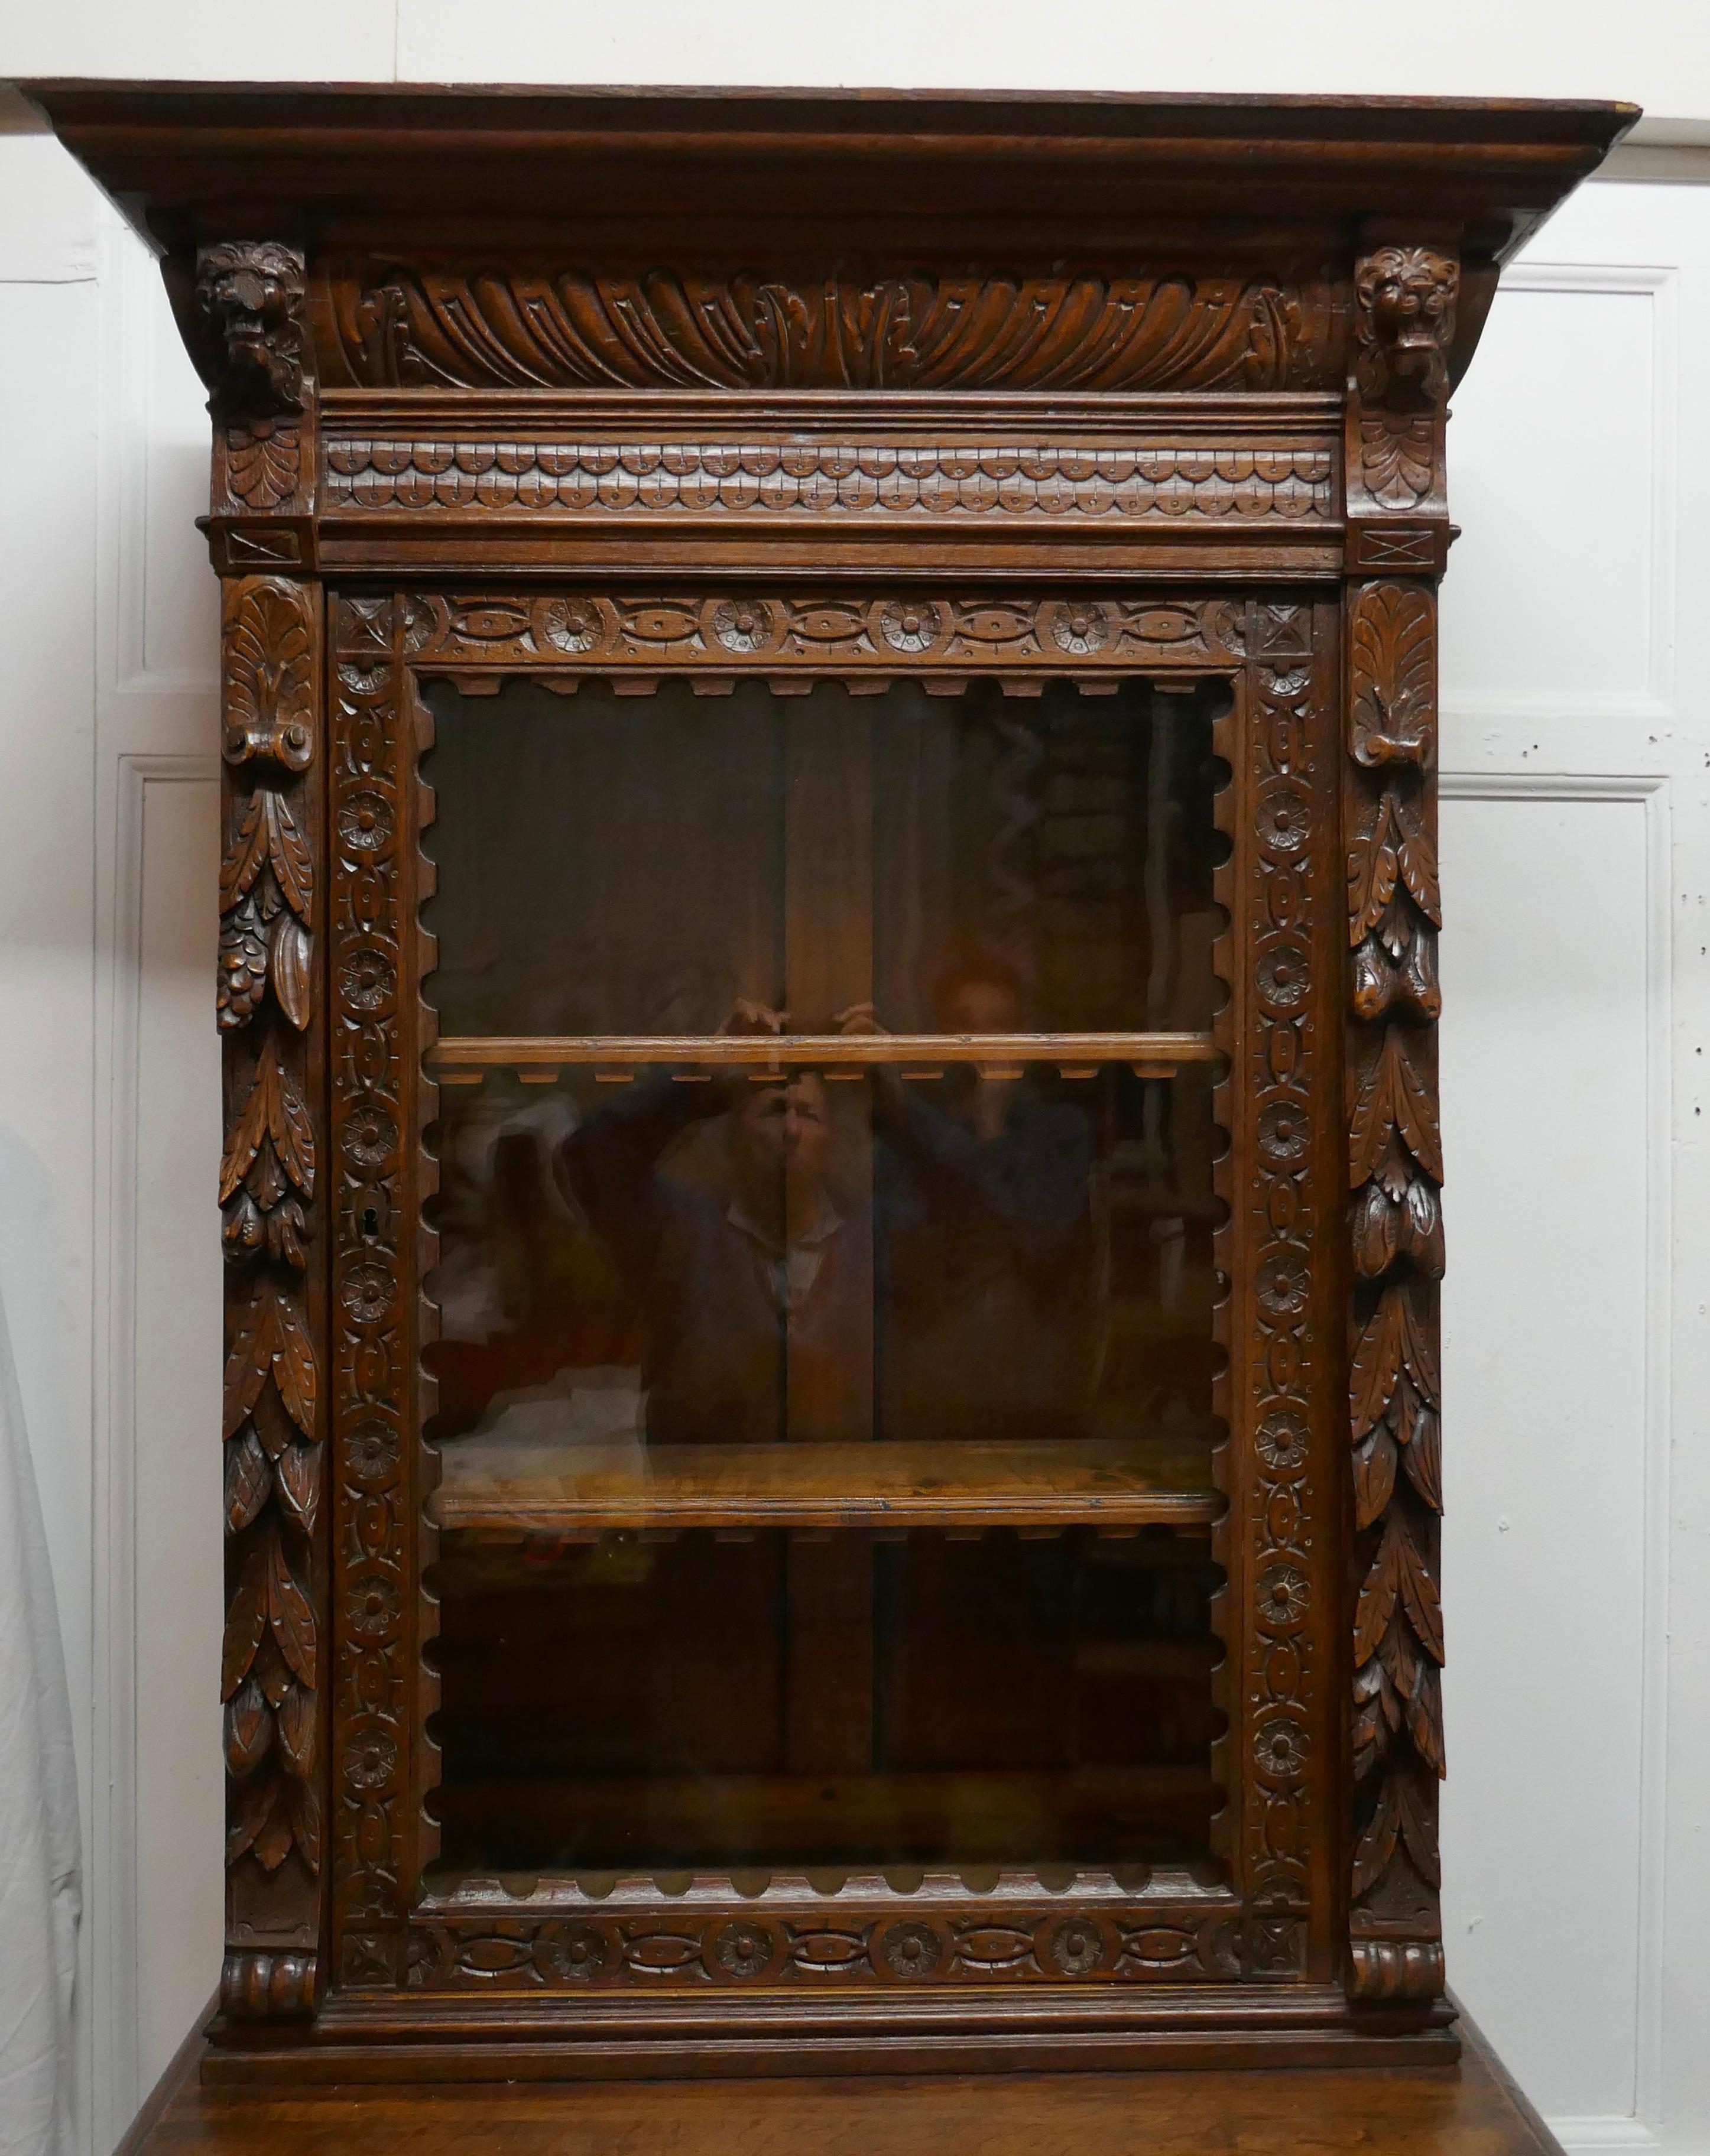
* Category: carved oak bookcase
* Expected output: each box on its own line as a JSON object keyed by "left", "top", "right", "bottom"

{"left": 32, "top": 85, "right": 1631, "bottom": 2087}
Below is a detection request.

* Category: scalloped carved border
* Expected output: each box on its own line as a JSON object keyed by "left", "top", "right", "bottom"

{"left": 324, "top": 437, "right": 1334, "bottom": 522}
{"left": 318, "top": 585, "right": 1342, "bottom": 1998}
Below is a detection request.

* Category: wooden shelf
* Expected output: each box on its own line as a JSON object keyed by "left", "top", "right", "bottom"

{"left": 436, "top": 1766, "right": 1218, "bottom": 1866}
{"left": 430, "top": 1434, "right": 1219, "bottom": 1539}
{"left": 428, "top": 1031, "right": 1217, "bottom": 1082}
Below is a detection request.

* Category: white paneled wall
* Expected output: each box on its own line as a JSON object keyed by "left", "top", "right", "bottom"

{"left": 1436, "top": 176, "right": 1710, "bottom": 2155}
{"left": 0, "top": 90, "right": 1706, "bottom": 2156}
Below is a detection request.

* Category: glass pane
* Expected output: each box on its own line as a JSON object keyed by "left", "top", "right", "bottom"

{"left": 420, "top": 672, "right": 1228, "bottom": 1885}
{"left": 433, "top": 1527, "right": 1218, "bottom": 1875}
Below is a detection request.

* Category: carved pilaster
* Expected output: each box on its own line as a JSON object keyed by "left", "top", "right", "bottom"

{"left": 217, "top": 561, "right": 326, "bottom": 2019}
{"left": 1341, "top": 232, "right": 1453, "bottom": 2006}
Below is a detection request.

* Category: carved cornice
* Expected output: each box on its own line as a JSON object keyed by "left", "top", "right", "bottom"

{"left": 330, "top": 267, "right": 1342, "bottom": 394}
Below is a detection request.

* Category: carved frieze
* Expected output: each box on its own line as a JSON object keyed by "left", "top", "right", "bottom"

{"left": 395, "top": 589, "right": 1248, "bottom": 678}
{"left": 323, "top": 437, "right": 1333, "bottom": 521}
{"left": 402, "top": 1904, "right": 1245, "bottom": 1991}
{"left": 330, "top": 266, "right": 1342, "bottom": 393}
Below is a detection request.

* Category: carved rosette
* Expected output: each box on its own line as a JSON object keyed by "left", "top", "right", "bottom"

{"left": 1344, "top": 584, "right": 1446, "bottom": 2001}
{"left": 401, "top": 1902, "right": 1244, "bottom": 1991}
{"left": 218, "top": 574, "right": 324, "bottom": 2020}
{"left": 1232, "top": 604, "right": 1329, "bottom": 1979}
{"left": 394, "top": 590, "right": 1247, "bottom": 679}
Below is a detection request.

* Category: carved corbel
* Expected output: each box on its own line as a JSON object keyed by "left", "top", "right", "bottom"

{"left": 196, "top": 241, "right": 307, "bottom": 416}
{"left": 195, "top": 242, "right": 317, "bottom": 547}
{"left": 1345, "top": 241, "right": 1459, "bottom": 575}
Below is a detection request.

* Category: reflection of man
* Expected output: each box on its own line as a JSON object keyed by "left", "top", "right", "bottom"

{"left": 556, "top": 1005, "right": 872, "bottom": 1446}
{"left": 860, "top": 963, "right": 1097, "bottom": 1445}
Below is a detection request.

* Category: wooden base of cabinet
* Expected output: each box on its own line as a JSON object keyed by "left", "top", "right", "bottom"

{"left": 120, "top": 2000, "right": 1561, "bottom": 2156}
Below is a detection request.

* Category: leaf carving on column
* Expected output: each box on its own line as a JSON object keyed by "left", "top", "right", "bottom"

{"left": 1351, "top": 1141, "right": 1444, "bottom": 1281}
{"left": 1348, "top": 1027, "right": 1443, "bottom": 1186}
{"left": 221, "top": 786, "right": 314, "bottom": 927}
{"left": 1350, "top": 587, "right": 1435, "bottom": 768}
{"left": 223, "top": 585, "right": 315, "bottom": 769}
{"left": 1348, "top": 785, "right": 1438, "bottom": 939}
{"left": 1346, "top": 567, "right": 1447, "bottom": 1993}
{"left": 1352, "top": 918, "right": 1440, "bottom": 1023}
{"left": 221, "top": 1051, "right": 316, "bottom": 1209}
{"left": 223, "top": 1278, "right": 318, "bottom": 1439}
{"left": 225, "top": 1424, "right": 271, "bottom": 1531}
{"left": 269, "top": 911, "right": 313, "bottom": 1031}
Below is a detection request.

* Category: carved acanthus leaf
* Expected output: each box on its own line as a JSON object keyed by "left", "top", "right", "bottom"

{"left": 1349, "top": 1027, "right": 1443, "bottom": 1187}
{"left": 1351, "top": 1768, "right": 1442, "bottom": 1898}
{"left": 1351, "top": 1154, "right": 1445, "bottom": 1281}
{"left": 223, "top": 585, "right": 315, "bottom": 770}
{"left": 343, "top": 265, "right": 1330, "bottom": 394}
{"left": 1348, "top": 786, "right": 1438, "bottom": 941}
{"left": 220, "top": 1051, "right": 316, "bottom": 1207}
{"left": 1349, "top": 1282, "right": 1441, "bottom": 1447}
{"left": 1354, "top": 1515, "right": 1445, "bottom": 1671}
{"left": 1350, "top": 586, "right": 1436, "bottom": 768}
{"left": 221, "top": 787, "right": 314, "bottom": 926}
{"left": 227, "top": 420, "right": 301, "bottom": 509}
{"left": 223, "top": 1280, "right": 317, "bottom": 1440}
{"left": 225, "top": 1424, "right": 271, "bottom": 1532}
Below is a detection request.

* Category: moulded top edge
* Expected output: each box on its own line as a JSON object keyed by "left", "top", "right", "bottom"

{"left": 17, "top": 79, "right": 1640, "bottom": 142}
{"left": 318, "top": 389, "right": 1350, "bottom": 427}
{"left": 21, "top": 82, "right": 1637, "bottom": 273}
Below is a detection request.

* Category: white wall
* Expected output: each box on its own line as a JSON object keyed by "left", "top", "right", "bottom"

{"left": 1, "top": 10, "right": 1706, "bottom": 2152}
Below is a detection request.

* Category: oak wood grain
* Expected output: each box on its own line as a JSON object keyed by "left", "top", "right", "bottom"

{"left": 430, "top": 1434, "right": 1219, "bottom": 1535}
{"left": 121, "top": 2002, "right": 1557, "bottom": 2155}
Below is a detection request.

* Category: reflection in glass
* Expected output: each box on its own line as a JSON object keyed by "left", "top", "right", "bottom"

{"left": 420, "top": 673, "right": 1228, "bottom": 1884}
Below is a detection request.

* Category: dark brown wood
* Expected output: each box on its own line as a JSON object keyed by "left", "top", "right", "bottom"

{"left": 122, "top": 1998, "right": 1555, "bottom": 2152}
{"left": 24, "top": 82, "right": 1633, "bottom": 2103}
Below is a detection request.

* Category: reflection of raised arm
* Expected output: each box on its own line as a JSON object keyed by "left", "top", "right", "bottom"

{"left": 843, "top": 1004, "right": 1093, "bottom": 1265}
{"left": 555, "top": 1001, "right": 784, "bottom": 1254}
